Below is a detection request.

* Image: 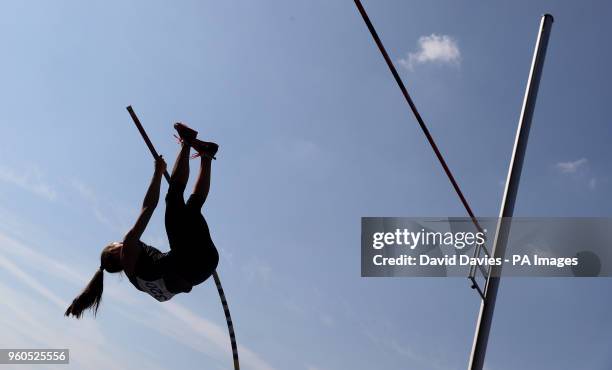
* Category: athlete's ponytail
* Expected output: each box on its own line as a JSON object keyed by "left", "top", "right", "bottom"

{"left": 65, "top": 243, "right": 123, "bottom": 319}
{"left": 64, "top": 267, "right": 104, "bottom": 319}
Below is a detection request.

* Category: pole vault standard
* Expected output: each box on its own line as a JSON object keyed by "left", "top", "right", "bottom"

{"left": 468, "top": 14, "right": 553, "bottom": 370}
{"left": 126, "top": 106, "right": 240, "bottom": 370}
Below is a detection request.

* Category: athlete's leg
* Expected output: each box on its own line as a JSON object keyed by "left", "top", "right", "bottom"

{"left": 182, "top": 140, "right": 218, "bottom": 282}
{"left": 170, "top": 143, "right": 190, "bottom": 187}
{"left": 192, "top": 155, "right": 212, "bottom": 206}
{"left": 170, "top": 122, "right": 198, "bottom": 187}
{"left": 165, "top": 143, "right": 191, "bottom": 251}
{"left": 184, "top": 155, "right": 217, "bottom": 257}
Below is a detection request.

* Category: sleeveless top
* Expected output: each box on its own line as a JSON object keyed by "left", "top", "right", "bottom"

{"left": 127, "top": 241, "right": 192, "bottom": 302}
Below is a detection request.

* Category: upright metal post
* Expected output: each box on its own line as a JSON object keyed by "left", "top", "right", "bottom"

{"left": 468, "top": 14, "right": 554, "bottom": 370}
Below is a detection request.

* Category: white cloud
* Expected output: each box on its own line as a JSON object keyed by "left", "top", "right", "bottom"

{"left": 243, "top": 257, "right": 273, "bottom": 285}
{"left": 359, "top": 319, "right": 449, "bottom": 370}
{"left": 555, "top": 158, "right": 588, "bottom": 174}
{"left": 70, "top": 179, "right": 135, "bottom": 233}
{"left": 160, "top": 302, "right": 277, "bottom": 370}
{"left": 0, "top": 232, "right": 84, "bottom": 283}
{"left": 0, "top": 254, "right": 67, "bottom": 308}
{"left": 0, "top": 282, "right": 168, "bottom": 370}
{"left": 554, "top": 158, "right": 598, "bottom": 191}
{"left": 113, "top": 298, "right": 277, "bottom": 370}
{"left": 399, "top": 34, "right": 461, "bottom": 70}
{"left": 71, "top": 179, "right": 114, "bottom": 226}
{"left": 0, "top": 240, "right": 164, "bottom": 370}
{"left": 0, "top": 230, "right": 142, "bottom": 306}
{"left": 0, "top": 164, "right": 57, "bottom": 201}
{"left": 274, "top": 138, "right": 324, "bottom": 164}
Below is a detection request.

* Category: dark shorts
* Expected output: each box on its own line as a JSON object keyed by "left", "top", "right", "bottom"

{"left": 165, "top": 180, "right": 219, "bottom": 285}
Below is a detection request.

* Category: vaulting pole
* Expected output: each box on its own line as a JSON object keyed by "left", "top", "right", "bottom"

{"left": 126, "top": 106, "right": 240, "bottom": 370}
{"left": 468, "top": 14, "right": 553, "bottom": 370}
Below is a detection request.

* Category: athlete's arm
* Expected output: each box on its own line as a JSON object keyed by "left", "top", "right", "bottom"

{"left": 122, "top": 157, "right": 166, "bottom": 271}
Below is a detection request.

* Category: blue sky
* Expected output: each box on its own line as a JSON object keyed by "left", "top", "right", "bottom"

{"left": 0, "top": 1, "right": 611, "bottom": 369}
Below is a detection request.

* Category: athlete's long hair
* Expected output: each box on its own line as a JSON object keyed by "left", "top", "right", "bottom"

{"left": 64, "top": 243, "right": 123, "bottom": 319}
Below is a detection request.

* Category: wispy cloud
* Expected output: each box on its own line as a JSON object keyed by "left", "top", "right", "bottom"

{"left": 0, "top": 164, "right": 57, "bottom": 201}
{"left": 243, "top": 257, "right": 273, "bottom": 285}
{"left": 0, "top": 254, "right": 67, "bottom": 308}
{"left": 0, "top": 282, "right": 167, "bottom": 370}
{"left": 555, "top": 158, "right": 588, "bottom": 174}
{"left": 0, "top": 232, "right": 82, "bottom": 281}
{"left": 160, "top": 302, "right": 277, "bottom": 370}
{"left": 274, "top": 138, "right": 325, "bottom": 164}
{"left": 554, "top": 158, "right": 597, "bottom": 191}
{"left": 399, "top": 34, "right": 461, "bottom": 71}
{"left": 108, "top": 293, "right": 277, "bottom": 370}
{"left": 70, "top": 179, "right": 135, "bottom": 233}
{"left": 71, "top": 179, "right": 114, "bottom": 227}
{"left": 372, "top": 331, "right": 448, "bottom": 370}
{"left": 0, "top": 230, "right": 140, "bottom": 306}
{"left": 0, "top": 235, "right": 165, "bottom": 370}
{"left": 281, "top": 288, "right": 337, "bottom": 329}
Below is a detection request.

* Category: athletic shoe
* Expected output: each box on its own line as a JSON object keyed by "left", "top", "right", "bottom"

{"left": 174, "top": 122, "right": 198, "bottom": 144}
{"left": 191, "top": 139, "right": 219, "bottom": 160}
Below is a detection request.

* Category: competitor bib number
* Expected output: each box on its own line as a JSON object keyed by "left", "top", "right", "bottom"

{"left": 136, "top": 277, "right": 176, "bottom": 302}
